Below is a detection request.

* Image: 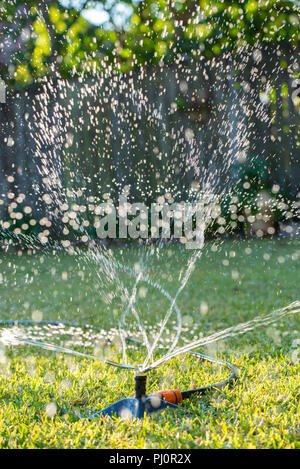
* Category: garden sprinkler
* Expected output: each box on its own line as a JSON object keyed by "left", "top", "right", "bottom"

{"left": 93, "top": 374, "right": 180, "bottom": 419}
{"left": 0, "top": 320, "right": 237, "bottom": 420}
{"left": 93, "top": 352, "right": 237, "bottom": 420}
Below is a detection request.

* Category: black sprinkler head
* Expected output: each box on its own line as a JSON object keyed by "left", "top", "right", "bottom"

{"left": 93, "top": 374, "right": 179, "bottom": 420}
{"left": 93, "top": 352, "right": 237, "bottom": 420}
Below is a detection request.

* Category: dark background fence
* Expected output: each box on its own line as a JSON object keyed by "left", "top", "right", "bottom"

{"left": 0, "top": 44, "right": 299, "bottom": 225}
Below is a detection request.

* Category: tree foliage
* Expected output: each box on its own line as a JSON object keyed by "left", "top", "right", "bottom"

{"left": 0, "top": 0, "right": 299, "bottom": 86}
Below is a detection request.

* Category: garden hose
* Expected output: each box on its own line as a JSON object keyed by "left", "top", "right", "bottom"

{"left": 157, "top": 351, "right": 237, "bottom": 405}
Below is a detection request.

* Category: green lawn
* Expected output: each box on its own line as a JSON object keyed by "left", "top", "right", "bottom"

{"left": 0, "top": 238, "right": 299, "bottom": 449}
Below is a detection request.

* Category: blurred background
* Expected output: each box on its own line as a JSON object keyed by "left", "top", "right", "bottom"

{"left": 0, "top": 0, "right": 299, "bottom": 240}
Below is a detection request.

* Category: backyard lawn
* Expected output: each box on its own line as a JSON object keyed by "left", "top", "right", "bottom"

{"left": 0, "top": 238, "right": 299, "bottom": 449}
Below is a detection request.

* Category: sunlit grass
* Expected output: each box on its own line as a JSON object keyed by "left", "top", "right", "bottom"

{"left": 0, "top": 238, "right": 299, "bottom": 448}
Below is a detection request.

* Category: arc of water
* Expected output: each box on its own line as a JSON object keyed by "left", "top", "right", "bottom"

{"left": 0, "top": 330, "right": 137, "bottom": 370}
{"left": 118, "top": 271, "right": 143, "bottom": 364}
{"left": 140, "top": 301, "right": 300, "bottom": 373}
{"left": 83, "top": 246, "right": 184, "bottom": 361}
{"left": 75, "top": 247, "right": 154, "bottom": 364}
{"left": 142, "top": 248, "right": 202, "bottom": 370}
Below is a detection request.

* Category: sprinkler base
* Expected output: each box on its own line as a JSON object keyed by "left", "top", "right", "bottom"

{"left": 92, "top": 355, "right": 237, "bottom": 420}
{"left": 93, "top": 395, "right": 179, "bottom": 420}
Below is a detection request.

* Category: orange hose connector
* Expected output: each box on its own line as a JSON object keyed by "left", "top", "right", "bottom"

{"left": 158, "top": 389, "right": 182, "bottom": 405}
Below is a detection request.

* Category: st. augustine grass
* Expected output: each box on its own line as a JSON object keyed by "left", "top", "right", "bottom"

{"left": 0, "top": 238, "right": 299, "bottom": 449}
